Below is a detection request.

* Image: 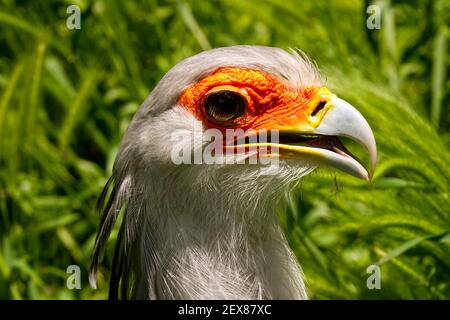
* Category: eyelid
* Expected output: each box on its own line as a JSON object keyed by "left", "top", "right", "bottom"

{"left": 204, "top": 85, "right": 250, "bottom": 104}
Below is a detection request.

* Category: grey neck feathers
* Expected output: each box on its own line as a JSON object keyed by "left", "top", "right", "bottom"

{"left": 130, "top": 166, "right": 308, "bottom": 299}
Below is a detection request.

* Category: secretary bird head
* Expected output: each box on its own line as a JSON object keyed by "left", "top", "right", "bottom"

{"left": 90, "top": 45, "right": 376, "bottom": 300}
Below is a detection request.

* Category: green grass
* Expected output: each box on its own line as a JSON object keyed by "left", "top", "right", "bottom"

{"left": 0, "top": 0, "right": 448, "bottom": 299}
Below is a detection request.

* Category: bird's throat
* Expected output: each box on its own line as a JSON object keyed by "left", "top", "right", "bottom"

{"left": 134, "top": 191, "right": 308, "bottom": 299}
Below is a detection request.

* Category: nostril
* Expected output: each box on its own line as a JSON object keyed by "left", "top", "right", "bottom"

{"left": 311, "top": 101, "right": 327, "bottom": 116}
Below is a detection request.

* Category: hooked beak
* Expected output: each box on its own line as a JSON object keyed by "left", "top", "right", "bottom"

{"left": 224, "top": 87, "right": 377, "bottom": 180}
{"left": 275, "top": 95, "right": 377, "bottom": 180}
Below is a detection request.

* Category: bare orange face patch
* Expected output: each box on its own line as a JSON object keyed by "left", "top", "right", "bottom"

{"left": 178, "top": 67, "right": 321, "bottom": 131}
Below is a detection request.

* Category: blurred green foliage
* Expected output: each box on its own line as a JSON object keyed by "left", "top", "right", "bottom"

{"left": 0, "top": 0, "right": 448, "bottom": 299}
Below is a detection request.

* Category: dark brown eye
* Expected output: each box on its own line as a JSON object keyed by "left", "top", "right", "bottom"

{"left": 203, "top": 90, "right": 246, "bottom": 125}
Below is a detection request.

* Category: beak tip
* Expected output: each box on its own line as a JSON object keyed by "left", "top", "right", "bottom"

{"left": 315, "top": 96, "right": 377, "bottom": 182}
{"left": 362, "top": 170, "right": 370, "bottom": 181}
{"left": 369, "top": 145, "right": 377, "bottom": 181}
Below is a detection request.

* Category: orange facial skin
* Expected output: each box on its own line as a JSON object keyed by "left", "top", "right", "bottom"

{"left": 178, "top": 67, "right": 321, "bottom": 132}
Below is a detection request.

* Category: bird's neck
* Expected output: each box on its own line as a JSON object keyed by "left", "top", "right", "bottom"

{"left": 134, "top": 174, "right": 308, "bottom": 299}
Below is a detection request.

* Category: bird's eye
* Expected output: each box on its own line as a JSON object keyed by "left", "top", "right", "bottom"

{"left": 203, "top": 90, "right": 247, "bottom": 125}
